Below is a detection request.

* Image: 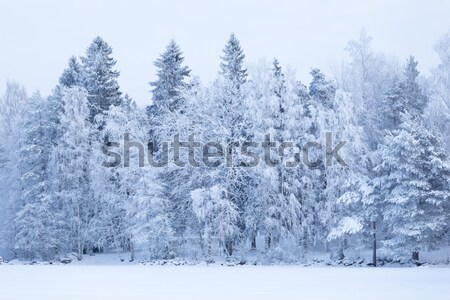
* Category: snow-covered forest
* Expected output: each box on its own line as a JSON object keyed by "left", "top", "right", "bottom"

{"left": 1, "top": 31, "right": 449, "bottom": 266}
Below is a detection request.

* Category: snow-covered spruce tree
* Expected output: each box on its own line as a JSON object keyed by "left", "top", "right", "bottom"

{"left": 270, "top": 60, "right": 302, "bottom": 255}
{"left": 286, "top": 80, "right": 319, "bottom": 259}
{"left": 309, "top": 68, "right": 336, "bottom": 109}
{"left": 220, "top": 33, "right": 247, "bottom": 89}
{"left": 216, "top": 33, "right": 249, "bottom": 257}
{"left": 0, "top": 82, "right": 28, "bottom": 259}
{"left": 14, "top": 92, "right": 61, "bottom": 260}
{"left": 146, "top": 41, "right": 192, "bottom": 255}
{"left": 371, "top": 57, "right": 434, "bottom": 263}
{"left": 302, "top": 68, "right": 338, "bottom": 254}
{"left": 381, "top": 57, "right": 427, "bottom": 131}
{"left": 73, "top": 37, "right": 125, "bottom": 256}
{"left": 148, "top": 40, "right": 191, "bottom": 115}
{"left": 50, "top": 87, "right": 92, "bottom": 260}
{"left": 59, "top": 56, "right": 83, "bottom": 88}
{"left": 168, "top": 34, "right": 250, "bottom": 259}
{"left": 374, "top": 114, "right": 450, "bottom": 261}
{"left": 80, "top": 36, "right": 122, "bottom": 122}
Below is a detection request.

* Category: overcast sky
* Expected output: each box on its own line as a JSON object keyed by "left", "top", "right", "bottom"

{"left": 1, "top": 0, "right": 450, "bottom": 106}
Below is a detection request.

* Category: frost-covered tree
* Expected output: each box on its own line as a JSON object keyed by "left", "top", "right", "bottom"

{"left": 129, "top": 167, "right": 173, "bottom": 260}
{"left": 303, "top": 68, "right": 338, "bottom": 252}
{"left": 191, "top": 185, "right": 239, "bottom": 258}
{"left": 370, "top": 57, "right": 435, "bottom": 262}
{"left": 15, "top": 92, "right": 60, "bottom": 260}
{"left": 145, "top": 41, "right": 193, "bottom": 256}
{"left": 309, "top": 68, "right": 336, "bottom": 109}
{"left": 51, "top": 87, "right": 92, "bottom": 260}
{"left": 81, "top": 36, "right": 122, "bottom": 121}
{"left": 427, "top": 32, "right": 450, "bottom": 151}
{"left": 2, "top": 32, "right": 450, "bottom": 265}
{"left": 0, "top": 82, "right": 28, "bottom": 259}
{"left": 215, "top": 33, "right": 250, "bottom": 256}
{"left": 340, "top": 30, "right": 400, "bottom": 148}
{"left": 148, "top": 40, "right": 191, "bottom": 114}
{"left": 89, "top": 97, "right": 166, "bottom": 261}
{"left": 432, "top": 32, "right": 450, "bottom": 109}
{"left": 324, "top": 91, "right": 372, "bottom": 262}
{"left": 59, "top": 56, "right": 82, "bottom": 88}
{"left": 245, "top": 60, "right": 303, "bottom": 259}
{"left": 382, "top": 57, "right": 427, "bottom": 131}
{"left": 374, "top": 114, "right": 450, "bottom": 261}
{"left": 220, "top": 33, "right": 247, "bottom": 89}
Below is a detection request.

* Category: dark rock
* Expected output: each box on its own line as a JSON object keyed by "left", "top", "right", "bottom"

{"left": 59, "top": 257, "right": 72, "bottom": 264}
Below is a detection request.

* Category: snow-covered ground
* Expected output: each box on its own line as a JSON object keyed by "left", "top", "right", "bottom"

{"left": 0, "top": 263, "right": 449, "bottom": 300}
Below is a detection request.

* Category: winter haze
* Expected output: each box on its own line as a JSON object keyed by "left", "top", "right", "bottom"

{"left": 1, "top": 0, "right": 450, "bottom": 105}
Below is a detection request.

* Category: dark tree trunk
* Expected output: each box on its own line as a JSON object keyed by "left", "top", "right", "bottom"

{"left": 130, "top": 242, "right": 135, "bottom": 262}
{"left": 251, "top": 236, "right": 257, "bottom": 250}
{"left": 266, "top": 236, "right": 271, "bottom": 250}
{"left": 337, "top": 247, "right": 345, "bottom": 261}
{"left": 412, "top": 251, "right": 419, "bottom": 261}
{"left": 372, "top": 221, "right": 377, "bottom": 267}
{"left": 337, "top": 238, "right": 345, "bottom": 261}
{"left": 225, "top": 240, "right": 233, "bottom": 256}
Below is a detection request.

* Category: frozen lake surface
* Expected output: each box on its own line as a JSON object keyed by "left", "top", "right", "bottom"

{"left": 0, "top": 264, "right": 449, "bottom": 300}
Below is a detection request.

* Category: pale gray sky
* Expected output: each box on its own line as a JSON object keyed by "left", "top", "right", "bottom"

{"left": 1, "top": 0, "right": 449, "bottom": 106}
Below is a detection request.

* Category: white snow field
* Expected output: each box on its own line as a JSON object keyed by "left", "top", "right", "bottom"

{"left": 0, "top": 265, "right": 449, "bottom": 300}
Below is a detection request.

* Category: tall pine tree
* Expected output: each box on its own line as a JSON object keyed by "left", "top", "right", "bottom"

{"left": 374, "top": 114, "right": 450, "bottom": 261}
{"left": 81, "top": 37, "right": 122, "bottom": 121}
{"left": 148, "top": 40, "right": 191, "bottom": 114}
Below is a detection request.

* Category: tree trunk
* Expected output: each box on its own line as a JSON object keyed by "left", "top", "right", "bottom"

{"left": 225, "top": 240, "right": 233, "bottom": 256}
{"left": 301, "top": 228, "right": 308, "bottom": 261}
{"left": 77, "top": 239, "right": 83, "bottom": 261}
{"left": 130, "top": 242, "right": 135, "bottom": 262}
{"left": 76, "top": 203, "right": 83, "bottom": 261}
{"left": 77, "top": 224, "right": 83, "bottom": 261}
{"left": 251, "top": 235, "right": 256, "bottom": 250}
{"left": 372, "top": 220, "right": 377, "bottom": 266}
{"left": 266, "top": 236, "right": 271, "bottom": 250}
{"left": 412, "top": 250, "right": 419, "bottom": 261}
{"left": 337, "top": 238, "right": 345, "bottom": 260}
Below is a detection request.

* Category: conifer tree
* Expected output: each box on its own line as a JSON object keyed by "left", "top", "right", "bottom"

{"left": 220, "top": 33, "right": 247, "bottom": 89}
{"left": 59, "top": 56, "right": 82, "bottom": 88}
{"left": 218, "top": 33, "right": 249, "bottom": 256}
{"left": 148, "top": 40, "right": 191, "bottom": 114}
{"left": 374, "top": 114, "right": 450, "bottom": 261}
{"left": 51, "top": 87, "right": 92, "bottom": 260}
{"left": 0, "top": 82, "right": 28, "bottom": 258}
{"left": 81, "top": 37, "right": 122, "bottom": 121}
{"left": 382, "top": 57, "right": 427, "bottom": 130}
{"left": 15, "top": 92, "right": 60, "bottom": 260}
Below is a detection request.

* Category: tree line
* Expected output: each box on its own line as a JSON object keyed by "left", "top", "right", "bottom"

{"left": 0, "top": 32, "right": 449, "bottom": 265}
